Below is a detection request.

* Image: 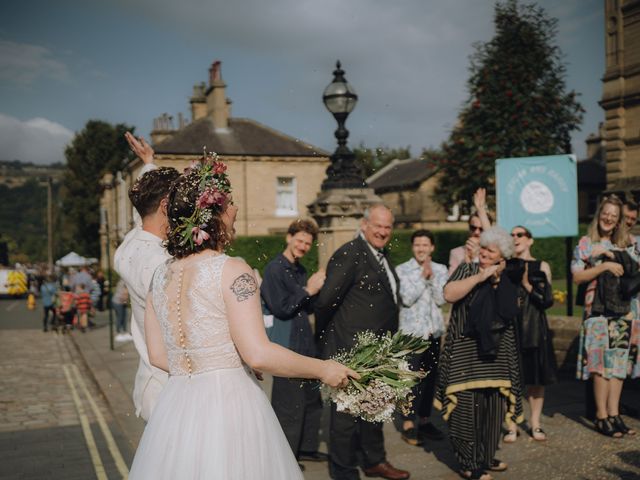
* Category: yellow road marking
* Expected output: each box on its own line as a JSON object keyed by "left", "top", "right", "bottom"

{"left": 63, "top": 364, "right": 108, "bottom": 480}
{"left": 70, "top": 364, "right": 129, "bottom": 479}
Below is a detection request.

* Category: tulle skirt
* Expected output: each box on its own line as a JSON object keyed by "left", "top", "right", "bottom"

{"left": 129, "top": 366, "right": 303, "bottom": 480}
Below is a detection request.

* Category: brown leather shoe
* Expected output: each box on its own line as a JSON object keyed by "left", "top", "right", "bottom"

{"left": 363, "top": 462, "right": 410, "bottom": 479}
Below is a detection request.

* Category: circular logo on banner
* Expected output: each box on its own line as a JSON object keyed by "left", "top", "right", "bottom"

{"left": 520, "top": 181, "right": 554, "bottom": 214}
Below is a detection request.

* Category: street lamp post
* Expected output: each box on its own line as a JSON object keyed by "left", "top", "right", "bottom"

{"left": 321, "top": 61, "right": 365, "bottom": 190}
{"left": 308, "top": 61, "right": 382, "bottom": 266}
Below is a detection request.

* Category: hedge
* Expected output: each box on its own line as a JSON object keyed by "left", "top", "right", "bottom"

{"left": 230, "top": 225, "right": 589, "bottom": 279}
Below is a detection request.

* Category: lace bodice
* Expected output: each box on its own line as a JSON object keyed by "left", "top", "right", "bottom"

{"left": 151, "top": 253, "right": 242, "bottom": 376}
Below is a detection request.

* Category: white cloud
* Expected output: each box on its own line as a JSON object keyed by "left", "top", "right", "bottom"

{"left": 0, "top": 40, "right": 70, "bottom": 85}
{"left": 0, "top": 113, "right": 73, "bottom": 164}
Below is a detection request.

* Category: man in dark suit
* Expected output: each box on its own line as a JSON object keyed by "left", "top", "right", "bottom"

{"left": 315, "top": 204, "right": 410, "bottom": 480}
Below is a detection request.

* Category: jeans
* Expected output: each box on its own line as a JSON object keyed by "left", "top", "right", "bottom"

{"left": 112, "top": 302, "right": 128, "bottom": 333}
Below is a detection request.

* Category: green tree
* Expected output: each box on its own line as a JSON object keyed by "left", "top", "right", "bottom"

{"left": 353, "top": 143, "right": 412, "bottom": 178}
{"left": 434, "top": 0, "right": 583, "bottom": 209}
{"left": 61, "top": 120, "right": 134, "bottom": 257}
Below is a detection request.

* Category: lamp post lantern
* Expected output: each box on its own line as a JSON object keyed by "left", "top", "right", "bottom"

{"left": 321, "top": 61, "right": 365, "bottom": 190}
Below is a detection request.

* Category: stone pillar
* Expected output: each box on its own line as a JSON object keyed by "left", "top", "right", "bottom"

{"left": 308, "top": 187, "right": 382, "bottom": 267}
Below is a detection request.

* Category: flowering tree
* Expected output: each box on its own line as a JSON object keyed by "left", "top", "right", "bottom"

{"left": 434, "top": 0, "right": 583, "bottom": 210}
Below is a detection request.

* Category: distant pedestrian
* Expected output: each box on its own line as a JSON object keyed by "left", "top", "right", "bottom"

{"left": 112, "top": 279, "right": 131, "bottom": 342}
{"left": 40, "top": 275, "right": 58, "bottom": 332}
{"left": 57, "top": 287, "right": 76, "bottom": 333}
{"left": 70, "top": 267, "right": 92, "bottom": 291}
{"left": 74, "top": 284, "right": 92, "bottom": 332}
{"left": 96, "top": 270, "right": 106, "bottom": 311}
{"left": 396, "top": 229, "right": 447, "bottom": 446}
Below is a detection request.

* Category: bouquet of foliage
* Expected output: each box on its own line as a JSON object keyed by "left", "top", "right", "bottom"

{"left": 326, "top": 331, "right": 430, "bottom": 423}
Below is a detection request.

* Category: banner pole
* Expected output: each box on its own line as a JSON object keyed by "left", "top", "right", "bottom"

{"left": 565, "top": 236, "right": 573, "bottom": 317}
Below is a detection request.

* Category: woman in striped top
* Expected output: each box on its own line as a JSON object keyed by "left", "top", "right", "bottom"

{"left": 435, "top": 226, "right": 523, "bottom": 480}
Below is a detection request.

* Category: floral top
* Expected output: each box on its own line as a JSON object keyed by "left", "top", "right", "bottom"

{"left": 571, "top": 236, "right": 639, "bottom": 318}
{"left": 396, "top": 257, "right": 448, "bottom": 339}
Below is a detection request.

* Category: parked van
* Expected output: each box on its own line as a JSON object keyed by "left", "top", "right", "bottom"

{"left": 0, "top": 269, "right": 28, "bottom": 297}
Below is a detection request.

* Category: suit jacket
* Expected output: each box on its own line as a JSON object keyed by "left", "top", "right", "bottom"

{"left": 315, "top": 236, "right": 400, "bottom": 358}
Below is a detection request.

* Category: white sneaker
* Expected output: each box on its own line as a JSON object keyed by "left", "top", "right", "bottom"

{"left": 115, "top": 333, "right": 126, "bottom": 342}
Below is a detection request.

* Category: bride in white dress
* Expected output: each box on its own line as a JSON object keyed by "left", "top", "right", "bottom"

{"left": 128, "top": 157, "right": 356, "bottom": 479}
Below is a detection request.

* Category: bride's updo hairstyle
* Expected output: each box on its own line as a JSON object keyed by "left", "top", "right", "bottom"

{"left": 165, "top": 152, "right": 232, "bottom": 259}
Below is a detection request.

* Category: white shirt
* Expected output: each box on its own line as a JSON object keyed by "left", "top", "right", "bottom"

{"left": 396, "top": 257, "right": 448, "bottom": 339}
{"left": 113, "top": 162, "right": 169, "bottom": 421}
{"left": 360, "top": 233, "right": 398, "bottom": 304}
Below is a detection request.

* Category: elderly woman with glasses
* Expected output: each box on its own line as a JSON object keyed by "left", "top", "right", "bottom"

{"left": 435, "top": 226, "right": 523, "bottom": 480}
{"left": 572, "top": 195, "right": 639, "bottom": 438}
{"left": 503, "top": 226, "right": 557, "bottom": 443}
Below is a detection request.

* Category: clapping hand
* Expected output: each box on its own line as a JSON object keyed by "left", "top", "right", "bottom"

{"left": 422, "top": 257, "right": 433, "bottom": 279}
{"left": 464, "top": 237, "right": 480, "bottom": 263}
{"left": 305, "top": 269, "right": 326, "bottom": 296}
{"left": 125, "top": 131, "right": 154, "bottom": 164}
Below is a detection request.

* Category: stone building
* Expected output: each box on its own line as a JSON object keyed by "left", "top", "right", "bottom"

{"left": 366, "top": 158, "right": 449, "bottom": 228}
{"left": 602, "top": 0, "right": 640, "bottom": 195}
{"left": 99, "top": 61, "right": 329, "bottom": 270}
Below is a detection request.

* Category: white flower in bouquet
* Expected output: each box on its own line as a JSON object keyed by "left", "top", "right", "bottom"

{"left": 326, "top": 331, "right": 429, "bottom": 423}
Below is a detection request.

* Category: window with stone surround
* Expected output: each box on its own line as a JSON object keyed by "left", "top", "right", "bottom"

{"left": 275, "top": 176, "right": 298, "bottom": 217}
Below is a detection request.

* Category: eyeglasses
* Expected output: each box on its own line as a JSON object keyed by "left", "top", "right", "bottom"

{"left": 511, "top": 232, "right": 531, "bottom": 238}
{"left": 469, "top": 225, "right": 483, "bottom": 233}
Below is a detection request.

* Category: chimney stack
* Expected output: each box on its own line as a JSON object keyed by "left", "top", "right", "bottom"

{"left": 190, "top": 82, "right": 207, "bottom": 121}
{"left": 205, "top": 60, "right": 229, "bottom": 130}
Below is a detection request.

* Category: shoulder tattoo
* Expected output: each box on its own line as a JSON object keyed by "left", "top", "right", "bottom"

{"left": 230, "top": 273, "right": 257, "bottom": 302}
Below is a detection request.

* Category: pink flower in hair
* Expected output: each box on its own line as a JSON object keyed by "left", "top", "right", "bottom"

{"left": 196, "top": 189, "right": 216, "bottom": 209}
{"left": 212, "top": 191, "right": 227, "bottom": 206}
{"left": 191, "top": 226, "right": 210, "bottom": 246}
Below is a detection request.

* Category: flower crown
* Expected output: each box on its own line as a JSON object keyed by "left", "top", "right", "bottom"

{"left": 173, "top": 150, "right": 231, "bottom": 249}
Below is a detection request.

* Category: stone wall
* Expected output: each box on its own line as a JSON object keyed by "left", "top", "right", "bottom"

{"left": 548, "top": 315, "right": 582, "bottom": 375}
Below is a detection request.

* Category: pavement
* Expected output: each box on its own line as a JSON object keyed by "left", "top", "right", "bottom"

{"left": 68, "top": 311, "right": 640, "bottom": 480}
{"left": 1, "top": 298, "right": 639, "bottom": 480}
{"left": 0, "top": 300, "right": 134, "bottom": 480}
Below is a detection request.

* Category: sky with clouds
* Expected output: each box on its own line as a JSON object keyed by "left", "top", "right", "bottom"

{"left": 0, "top": 0, "right": 602, "bottom": 165}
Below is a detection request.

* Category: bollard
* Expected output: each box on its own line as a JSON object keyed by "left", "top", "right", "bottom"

{"left": 27, "top": 293, "right": 36, "bottom": 310}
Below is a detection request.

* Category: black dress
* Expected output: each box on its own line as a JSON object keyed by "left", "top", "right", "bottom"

{"left": 516, "top": 260, "right": 558, "bottom": 386}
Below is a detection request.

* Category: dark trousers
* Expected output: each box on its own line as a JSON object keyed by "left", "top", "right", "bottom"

{"left": 402, "top": 336, "right": 440, "bottom": 422}
{"left": 271, "top": 377, "right": 323, "bottom": 456}
{"left": 329, "top": 403, "right": 386, "bottom": 480}
{"left": 43, "top": 306, "right": 56, "bottom": 330}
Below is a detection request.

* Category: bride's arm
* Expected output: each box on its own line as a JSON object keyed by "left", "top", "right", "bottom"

{"left": 144, "top": 293, "right": 169, "bottom": 372}
{"left": 222, "top": 258, "right": 357, "bottom": 387}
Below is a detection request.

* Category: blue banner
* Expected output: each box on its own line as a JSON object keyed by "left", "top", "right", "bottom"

{"left": 495, "top": 154, "right": 578, "bottom": 238}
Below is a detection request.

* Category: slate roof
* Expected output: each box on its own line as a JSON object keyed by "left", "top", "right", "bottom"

{"left": 154, "top": 117, "right": 329, "bottom": 157}
{"left": 367, "top": 159, "right": 437, "bottom": 193}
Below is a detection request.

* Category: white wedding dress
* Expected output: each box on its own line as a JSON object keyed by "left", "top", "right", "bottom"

{"left": 129, "top": 254, "right": 303, "bottom": 479}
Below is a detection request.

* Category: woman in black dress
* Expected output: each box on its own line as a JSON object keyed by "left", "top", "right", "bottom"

{"left": 435, "top": 226, "right": 523, "bottom": 480}
{"left": 503, "top": 226, "right": 557, "bottom": 443}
